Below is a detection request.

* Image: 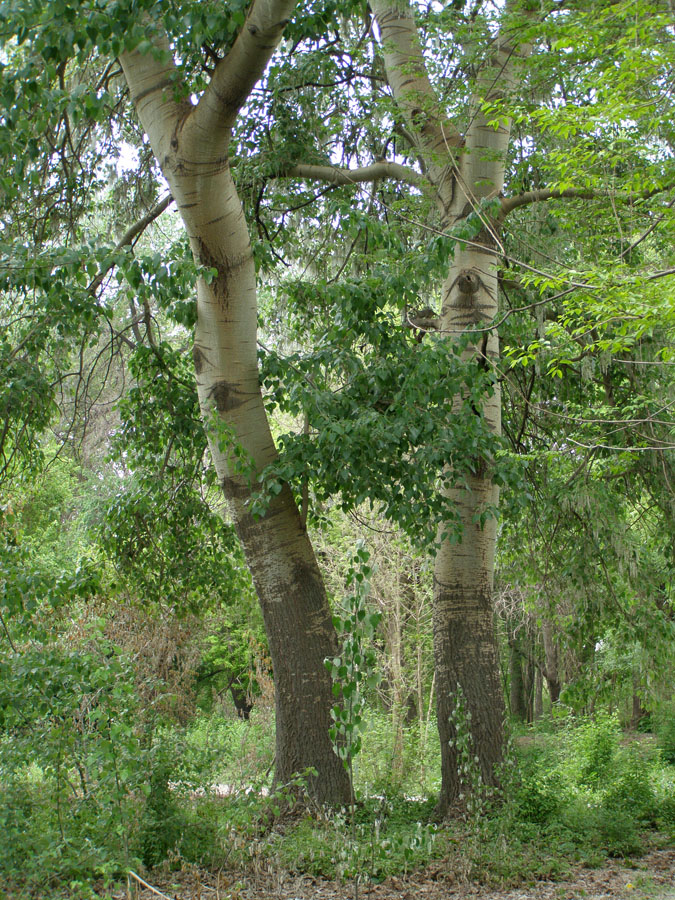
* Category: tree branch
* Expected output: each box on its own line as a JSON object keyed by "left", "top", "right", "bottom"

{"left": 87, "top": 194, "right": 174, "bottom": 296}
{"left": 370, "top": 0, "right": 462, "bottom": 170}
{"left": 282, "top": 161, "right": 424, "bottom": 188}
{"left": 618, "top": 192, "right": 675, "bottom": 259}
{"left": 500, "top": 183, "right": 672, "bottom": 219}
{"left": 119, "top": 26, "right": 187, "bottom": 153}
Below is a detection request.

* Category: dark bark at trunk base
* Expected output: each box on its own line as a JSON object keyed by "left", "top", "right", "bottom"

{"left": 546, "top": 676, "right": 561, "bottom": 705}
{"left": 234, "top": 485, "right": 351, "bottom": 806}
{"left": 230, "top": 684, "right": 253, "bottom": 719}
{"left": 433, "top": 586, "right": 505, "bottom": 819}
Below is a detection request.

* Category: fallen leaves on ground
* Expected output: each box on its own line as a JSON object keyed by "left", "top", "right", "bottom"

{"left": 120, "top": 848, "right": 674, "bottom": 900}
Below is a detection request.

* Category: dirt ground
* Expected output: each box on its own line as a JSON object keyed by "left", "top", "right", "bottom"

{"left": 123, "top": 848, "right": 675, "bottom": 900}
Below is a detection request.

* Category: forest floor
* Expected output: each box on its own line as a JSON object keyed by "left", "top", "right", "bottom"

{"left": 123, "top": 848, "right": 675, "bottom": 900}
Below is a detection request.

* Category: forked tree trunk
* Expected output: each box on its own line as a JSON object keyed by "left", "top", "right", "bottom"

{"left": 120, "top": 6, "right": 350, "bottom": 804}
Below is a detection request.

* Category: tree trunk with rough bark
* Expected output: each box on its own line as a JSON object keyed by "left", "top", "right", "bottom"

{"left": 119, "top": 3, "right": 350, "bottom": 804}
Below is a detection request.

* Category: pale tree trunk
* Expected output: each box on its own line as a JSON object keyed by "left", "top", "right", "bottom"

{"left": 372, "top": 0, "right": 533, "bottom": 816}
{"left": 119, "top": 4, "right": 350, "bottom": 804}
{"left": 534, "top": 666, "right": 543, "bottom": 720}
{"left": 542, "top": 620, "right": 561, "bottom": 704}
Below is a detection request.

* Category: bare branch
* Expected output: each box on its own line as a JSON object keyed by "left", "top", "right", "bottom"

{"left": 87, "top": 194, "right": 174, "bottom": 296}
{"left": 500, "top": 183, "right": 672, "bottom": 219}
{"left": 619, "top": 193, "right": 675, "bottom": 259}
{"left": 283, "top": 161, "right": 424, "bottom": 188}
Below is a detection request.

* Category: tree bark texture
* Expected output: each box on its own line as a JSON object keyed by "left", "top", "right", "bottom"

{"left": 373, "top": 0, "right": 533, "bottom": 816}
{"left": 120, "top": 5, "right": 350, "bottom": 804}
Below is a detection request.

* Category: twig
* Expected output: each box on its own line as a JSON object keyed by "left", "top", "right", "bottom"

{"left": 127, "top": 870, "right": 177, "bottom": 900}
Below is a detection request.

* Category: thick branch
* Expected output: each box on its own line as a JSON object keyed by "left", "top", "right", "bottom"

{"left": 187, "top": 0, "right": 297, "bottom": 148}
{"left": 461, "top": 0, "right": 535, "bottom": 208}
{"left": 501, "top": 186, "right": 616, "bottom": 217}
{"left": 119, "top": 27, "right": 187, "bottom": 153}
{"left": 283, "top": 161, "right": 423, "bottom": 188}
{"left": 500, "top": 182, "right": 674, "bottom": 219}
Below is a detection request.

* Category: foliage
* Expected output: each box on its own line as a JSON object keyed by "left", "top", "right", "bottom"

{"left": 654, "top": 701, "right": 675, "bottom": 766}
{"left": 0, "top": 630, "right": 147, "bottom": 886}
{"left": 326, "top": 544, "right": 381, "bottom": 770}
{"left": 1, "top": 0, "right": 675, "bottom": 893}
{"left": 564, "top": 713, "right": 621, "bottom": 790}
{"left": 447, "top": 684, "right": 495, "bottom": 822}
{"left": 355, "top": 711, "right": 441, "bottom": 799}
{"left": 258, "top": 267, "right": 522, "bottom": 547}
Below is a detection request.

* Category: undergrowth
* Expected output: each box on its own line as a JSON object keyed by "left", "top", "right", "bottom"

{"left": 1, "top": 710, "right": 673, "bottom": 898}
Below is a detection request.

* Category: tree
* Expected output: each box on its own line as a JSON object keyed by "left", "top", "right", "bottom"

{"left": 117, "top": 3, "right": 355, "bottom": 802}
{"left": 4, "top": 0, "right": 674, "bottom": 817}
{"left": 245, "top": 0, "right": 675, "bottom": 812}
{"left": 369, "top": 0, "right": 535, "bottom": 812}
{"left": 1, "top": 0, "right": 355, "bottom": 803}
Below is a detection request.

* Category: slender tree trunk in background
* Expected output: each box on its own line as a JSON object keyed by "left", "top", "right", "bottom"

{"left": 534, "top": 666, "right": 543, "bottom": 720}
{"left": 390, "top": 586, "right": 405, "bottom": 779}
{"left": 509, "top": 643, "right": 527, "bottom": 721}
{"left": 120, "top": 4, "right": 350, "bottom": 804}
{"left": 542, "top": 620, "right": 561, "bottom": 704}
{"left": 523, "top": 654, "right": 534, "bottom": 723}
{"left": 631, "top": 673, "right": 647, "bottom": 730}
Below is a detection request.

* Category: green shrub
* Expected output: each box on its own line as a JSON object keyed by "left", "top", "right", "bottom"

{"left": 269, "top": 802, "right": 438, "bottom": 882}
{"left": 594, "top": 806, "right": 643, "bottom": 857}
{"left": 139, "top": 762, "right": 185, "bottom": 867}
{"left": 601, "top": 752, "right": 656, "bottom": 825}
{"left": 0, "top": 643, "right": 148, "bottom": 888}
{"left": 654, "top": 701, "right": 675, "bottom": 764}
{"left": 566, "top": 714, "right": 621, "bottom": 789}
{"left": 512, "top": 769, "right": 565, "bottom": 824}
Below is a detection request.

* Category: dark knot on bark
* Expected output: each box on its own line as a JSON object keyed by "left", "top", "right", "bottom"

{"left": 457, "top": 270, "right": 480, "bottom": 296}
